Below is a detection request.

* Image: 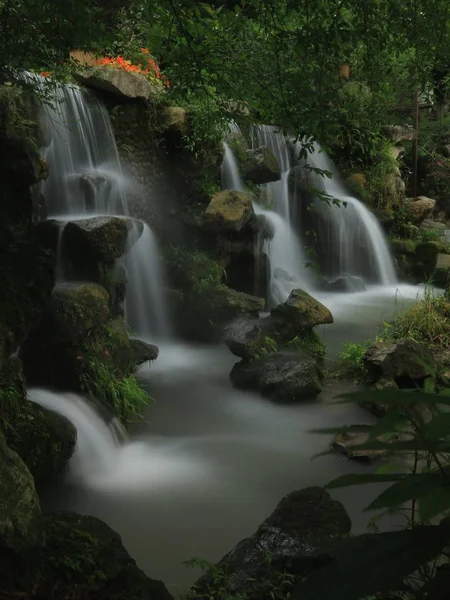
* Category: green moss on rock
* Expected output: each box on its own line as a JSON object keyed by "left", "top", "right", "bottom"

{"left": 270, "top": 289, "right": 333, "bottom": 339}
{"left": 203, "top": 190, "right": 254, "bottom": 232}
{"left": 433, "top": 253, "right": 450, "bottom": 287}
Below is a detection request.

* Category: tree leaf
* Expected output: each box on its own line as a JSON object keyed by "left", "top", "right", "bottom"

{"left": 291, "top": 526, "right": 450, "bottom": 600}
{"left": 366, "top": 473, "right": 449, "bottom": 511}
{"left": 325, "top": 473, "right": 403, "bottom": 490}
{"left": 419, "top": 486, "right": 450, "bottom": 522}
{"left": 425, "top": 413, "right": 450, "bottom": 439}
{"left": 336, "top": 389, "right": 450, "bottom": 407}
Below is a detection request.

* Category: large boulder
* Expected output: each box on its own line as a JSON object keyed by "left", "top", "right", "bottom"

{"left": 203, "top": 190, "right": 254, "bottom": 232}
{"left": 242, "top": 146, "right": 281, "bottom": 184}
{"left": 382, "top": 125, "right": 416, "bottom": 143}
{"left": 433, "top": 253, "right": 450, "bottom": 287}
{"left": 325, "top": 275, "right": 366, "bottom": 293}
{"left": 0, "top": 433, "right": 41, "bottom": 555}
{"left": 1, "top": 513, "right": 173, "bottom": 600}
{"left": 230, "top": 351, "right": 323, "bottom": 402}
{"left": 224, "top": 318, "right": 266, "bottom": 361}
{"left": 192, "top": 487, "right": 351, "bottom": 600}
{"left": 270, "top": 289, "right": 333, "bottom": 339}
{"left": 32, "top": 282, "right": 110, "bottom": 346}
{"left": 364, "top": 340, "right": 434, "bottom": 386}
{"left": 404, "top": 196, "right": 436, "bottom": 223}
{"left": 74, "top": 67, "right": 160, "bottom": 100}
{"left": 130, "top": 338, "right": 159, "bottom": 366}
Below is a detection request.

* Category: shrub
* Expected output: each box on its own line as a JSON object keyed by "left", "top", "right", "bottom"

{"left": 334, "top": 341, "right": 369, "bottom": 381}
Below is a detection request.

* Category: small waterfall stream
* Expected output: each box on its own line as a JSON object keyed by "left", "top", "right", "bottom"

{"left": 39, "top": 81, "right": 170, "bottom": 339}
{"left": 222, "top": 124, "right": 397, "bottom": 304}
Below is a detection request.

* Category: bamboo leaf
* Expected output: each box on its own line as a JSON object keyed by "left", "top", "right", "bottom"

{"left": 366, "top": 473, "right": 448, "bottom": 511}
{"left": 336, "top": 389, "right": 450, "bottom": 407}
{"left": 419, "top": 486, "right": 450, "bottom": 522}
{"left": 425, "top": 413, "right": 450, "bottom": 439}
{"left": 325, "top": 473, "right": 403, "bottom": 490}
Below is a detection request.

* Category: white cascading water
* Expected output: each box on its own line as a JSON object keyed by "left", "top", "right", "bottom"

{"left": 222, "top": 124, "right": 397, "bottom": 304}
{"left": 29, "top": 388, "right": 212, "bottom": 491}
{"left": 38, "top": 79, "right": 170, "bottom": 339}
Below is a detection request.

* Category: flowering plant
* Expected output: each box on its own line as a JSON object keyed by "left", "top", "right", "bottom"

{"left": 95, "top": 48, "right": 170, "bottom": 89}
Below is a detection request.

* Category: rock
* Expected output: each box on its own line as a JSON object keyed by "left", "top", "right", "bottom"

{"left": 130, "top": 338, "right": 159, "bottom": 365}
{"left": 433, "top": 254, "right": 450, "bottom": 287}
{"left": 203, "top": 190, "right": 254, "bottom": 232}
{"left": 405, "top": 196, "right": 436, "bottom": 222}
{"left": 224, "top": 318, "right": 266, "bottom": 361}
{"left": 63, "top": 216, "right": 143, "bottom": 262}
{"left": 242, "top": 146, "right": 281, "bottom": 185}
{"left": 325, "top": 275, "right": 366, "bottom": 292}
{"left": 420, "top": 219, "right": 447, "bottom": 231}
{"left": 270, "top": 289, "right": 333, "bottom": 337}
{"left": 364, "top": 340, "right": 434, "bottom": 386}
{"left": 382, "top": 125, "right": 416, "bottom": 143}
{"left": 390, "top": 239, "right": 416, "bottom": 256}
{"left": 332, "top": 426, "right": 399, "bottom": 462}
{"left": 0, "top": 432, "right": 40, "bottom": 554}
{"left": 222, "top": 287, "right": 265, "bottom": 315}
{"left": 0, "top": 242, "right": 55, "bottom": 365}
{"left": 389, "top": 145, "right": 405, "bottom": 160}
{"left": 74, "top": 67, "right": 160, "bottom": 100}
{"left": 4, "top": 402, "right": 76, "bottom": 484}
{"left": 230, "top": 351, "right": 323, "bottom": 402}
{"left": 32, "top": 282, "right": 110, "bottom": 346}
{"left": 192, "top": 487, "right": 351, "bottom": 600}
{"left": 2, "top": 513, "right": 173, "bottom": 600}
{"left": 161, "top": 106, "right": 188, "bottom": 138}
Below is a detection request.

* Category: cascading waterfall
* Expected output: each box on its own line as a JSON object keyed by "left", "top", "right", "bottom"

{"left": 38, "top": 79, "right": 170, "bottom": 338}
{"left": 222, "top": 123, "right": 397, "bottom": 304}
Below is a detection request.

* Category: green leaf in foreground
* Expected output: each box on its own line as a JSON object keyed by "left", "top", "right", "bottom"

{"left": 292, "top": 526, "right": 450, "bottom": 600}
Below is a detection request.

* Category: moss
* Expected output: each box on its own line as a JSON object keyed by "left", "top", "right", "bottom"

{"left": 390, "top": 238, "right": 416, "bottom": 256}
{"left": 285, "top": 329, "right": 326, "bottom": 360}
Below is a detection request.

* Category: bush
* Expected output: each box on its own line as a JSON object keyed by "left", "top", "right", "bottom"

{"left": 334, "top": 342, "right": 369, "bottom": 381}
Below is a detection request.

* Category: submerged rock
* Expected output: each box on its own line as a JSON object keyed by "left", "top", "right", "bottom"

{"left": 230, "top": 350, "right": 323, "bottom": 402}
{"left": 33, "top": 282, "right": 110, "bottom": 346}
{"left": 192, "top": 487, "right": 351, "bottom": 600}
{"left": 364, "top": 340, "right": 434, "bottom": 386}
{"left": 405, "top": 196, "right": 436, "bottom": 223}
{"left": 325, "top": 275, "right": 366, "bottom": 293}
{"left": 332, "top": 426, "right": 398, "bottom": 462}
{"left": 74, "top": 67, "right": 160, "bottom": 100}
{"left": 270, "top": 289, "right": 333, "bottom": 337}
{"left": 242, "top": 146, "right": 281, "bottom": 185}
{"left": 203, "top": 190, "right": 254, "bottom": 232}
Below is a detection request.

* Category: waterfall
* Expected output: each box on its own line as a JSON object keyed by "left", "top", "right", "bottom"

{"left": 29, "top": 388, "right": 212, "bottom": 490}
{"left": 222, "top": 124, "right": 397, "bottom": 304}
{"left": 38, "top": 80, "right": 170, "bottom": 338}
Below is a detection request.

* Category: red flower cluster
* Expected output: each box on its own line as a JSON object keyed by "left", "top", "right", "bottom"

{"left": 95, "top": 49, "right": 170, "bottom": 89}
{"left": 40, "top": 71, "right": 52, "bottom": 77}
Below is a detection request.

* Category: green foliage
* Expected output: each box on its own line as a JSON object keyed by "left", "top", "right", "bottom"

{"left": 334, "top": 341, "right": 369, "bottom": 381}
{"left": 184, "top": 556, "right": 295, "bottom": 600}
{"left": 286, "top": 329, "right": 326, "bottom": 359}
{"left": 80, "top": 359, "right": 150, "bottom": 422}
{"left": 166, "top": 245, "right": 226, "bottom": 292}
{"left": 376, "top": 289, "right": 450, "bottom": 353}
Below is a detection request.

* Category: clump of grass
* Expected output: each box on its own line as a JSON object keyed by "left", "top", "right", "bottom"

{"left": 378, "top": 288, "right": 450, "bottom": 352}
{"left": 334, "top": 341, "right": 370, "bottom": 381}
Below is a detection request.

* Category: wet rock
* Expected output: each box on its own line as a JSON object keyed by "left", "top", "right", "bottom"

{"left": 161, "top": 106, "right": 188, "bottom": 143}
{"left": 74, "top": 67, "right": 161, "bottom": 100}
{"left": 63, "top": 216, "right": 143, "bottom": 262}
{"left": 230, "top": 351, "right": 323, "bottom": 402}
{"left": 420, "top": 219, "right": 447, "bottom": 231}
{"left": 405, "top": 196, "right": 436, "bottom": 223}
{"left": 331, "top": 426, "right": 398, "bottom": 462}
{"left": 32, "top": 282, "right": 110, "bottom": 346}
{"left": 0, "top": 432, "right": 40, "bottom": 554}
{"left": 390, "top": 239, "right": 416, "bottom": 256}
{"left": 203, "top": 190, "right": 254, "bottom": 232}
{"left": 130, "top": 338, "right": 159, "bottom": 365}
{"left": 192, "top": 487, "right": 351, "bottom": 600}
{"left": 325, "top": 275, "right": 366, "bottom": 293}
{"left": 382, "top": 125, "right": 416, "bottom": 143}
{"left": 270, "top": 289, "right": 333, "bottom": 338}
{"left": 364, "top": 340, "right": 434, "bottom": 387}
{"left": 242, "top": 146, "right": 281, "bottom": 184}
{"left": 433, "top": 253, "right": 450, "bottom": 287}
{"left": 224, "top": 318, "right": 266, "bottom": 361}
{"left": 222, "top": 287, "right": 265, "bottom": 315}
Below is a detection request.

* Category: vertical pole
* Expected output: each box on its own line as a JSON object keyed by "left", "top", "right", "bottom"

{"left": 411, "top": 90, "right": 419, "bottom": 198}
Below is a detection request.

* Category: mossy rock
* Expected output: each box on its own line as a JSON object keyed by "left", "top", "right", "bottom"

{"left": 224, "top": 318, "right": 266, "bottom": 361}
{"left": 433, "top": 253, "right": 450, "bottom": 287}
{"left": 0, "top": 432, "right": 40, "bottom": 555}
{"left": 284, "top": 328, "right": 326, "bottom": 360}
{"left": 390, "top": 238, "right": 416, "bottom": 256}
{"left": 0, "top": 242, "right": 55, "bottom": 364}
{"left": 161, "top": 106, "right": 188, "bottom": 144}
{"left": 2, "top": 513, "right": 173, "bottom": 600}
{"left": 33, "top": 282, "right": 110, "bottom": 346}
{"left": 270, "top": 289, "right": 333, "bottom": 339}
{"left": 4, "top": 402, "right": 76, "bottom": 485}
{"left": 242, "top": 146, "right": 281, "bottom": 185}
{"left": 203, "top": 190, "right": 254, "bottom": 232}
{"left": 0, "top": 356, "right": 27, "bottom": 416}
